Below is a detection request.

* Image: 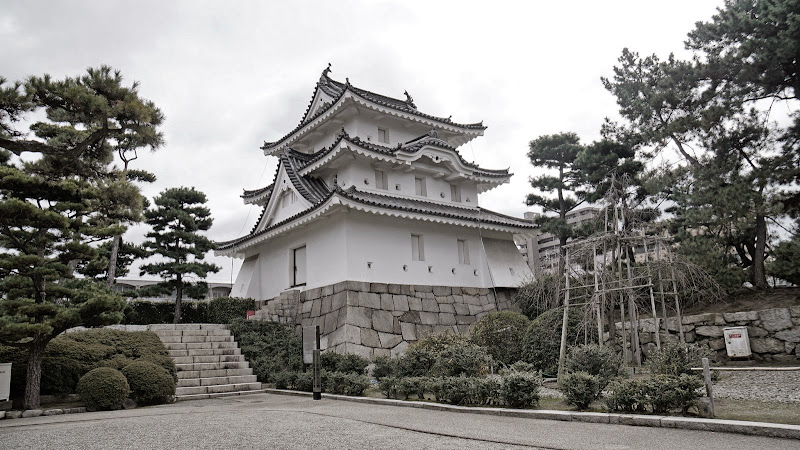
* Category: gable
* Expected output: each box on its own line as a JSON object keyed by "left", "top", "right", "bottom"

{"left": 255, "top": 165, "right": 314, "bottom": 233}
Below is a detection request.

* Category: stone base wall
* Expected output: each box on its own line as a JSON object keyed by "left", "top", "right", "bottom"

{"left": 606, "top": 306, "right": 800, "bottom": 362}
{"left": 250, "top": 281, "right": 518, "bottom": 359}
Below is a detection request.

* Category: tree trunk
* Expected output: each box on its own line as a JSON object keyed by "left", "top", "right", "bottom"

{"left": 752, "top": 212, "right": 768, "bottom": 289}
{"left": 23, "top": 343, "right": 45, "bottom": 410}
{"left": 106, "top": 234, "right": 121, "bottom": 288}
{"left": 174, "top": 275, "right": 183, "bottom": 324}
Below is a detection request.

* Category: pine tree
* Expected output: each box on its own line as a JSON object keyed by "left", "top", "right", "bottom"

{"left": 0, "top": 67, "right": 163, "bottom": 409}
{"left": 140, "top": 187, "right": 220, "bottom": 323}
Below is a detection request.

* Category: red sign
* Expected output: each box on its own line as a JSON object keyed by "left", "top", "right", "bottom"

{"left": 728, "top": 333, "right": 742, "bottom": 338}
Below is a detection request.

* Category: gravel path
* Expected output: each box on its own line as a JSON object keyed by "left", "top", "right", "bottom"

{"left": 712, "top": 369, "right": 800, "bottom": 403}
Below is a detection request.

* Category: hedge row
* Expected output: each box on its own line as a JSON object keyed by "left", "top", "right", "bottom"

{"left": 123, "top": 296, "right": 255, "bottom": 324}
{"left": 226, "top": 319, "right": 303, "bottom": 383}
{"left": 0, "top": 329, "right": 175, "bottom": 398}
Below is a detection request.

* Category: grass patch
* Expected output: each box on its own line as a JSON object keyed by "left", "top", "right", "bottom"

{"left": 714, "top": 398, "right": 800, "bottom": 425}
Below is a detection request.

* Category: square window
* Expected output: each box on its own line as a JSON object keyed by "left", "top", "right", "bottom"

{"left": 378, "top": 128, "right": 389, "bottom": 144}
{"left": 415, "top": 177, "right": 427, "bottom": 196}
{"left": 411, "top": 234, "right": 424, "bottom": 261}
{"left": 458, "top": 239, "right": 470, "bottom": 265}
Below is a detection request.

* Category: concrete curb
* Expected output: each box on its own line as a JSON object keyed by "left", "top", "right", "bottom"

{"left": 263, "top": 388, "right": 800, "bottom": 440}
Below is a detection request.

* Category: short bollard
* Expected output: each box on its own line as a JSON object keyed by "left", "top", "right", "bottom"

{"left": 312, "top": 349, "right": 321, "bottom": 400}
{"left": 702, "top": 357, "right": 715, "bottom": 418}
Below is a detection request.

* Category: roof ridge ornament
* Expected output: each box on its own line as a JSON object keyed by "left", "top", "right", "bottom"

{"left": 320, "top": 63, "right": 332, "bottom": 81}
{"left": 427, "top": 129, "right": 440, "bottom": 139}
{"left": 403, "top": 90, "right": 417, "bottom": 109}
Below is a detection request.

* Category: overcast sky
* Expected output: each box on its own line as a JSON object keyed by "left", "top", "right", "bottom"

{"left": 1, "top": 0, "right": 724, "bottom": 283}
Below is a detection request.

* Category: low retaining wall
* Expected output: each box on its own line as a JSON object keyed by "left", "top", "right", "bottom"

{"left": 250, "top": 281, "right": 517, "bottom": 359}
{"left": 608, "top": 306, "right": 800, "bottom": 361}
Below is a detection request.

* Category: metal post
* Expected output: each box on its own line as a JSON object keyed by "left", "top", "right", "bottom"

{"left": 312, "top": 349, "right": 321, "bottom": 400}
{"left": 702, "top": 357, "right": 715, "bottom": 417}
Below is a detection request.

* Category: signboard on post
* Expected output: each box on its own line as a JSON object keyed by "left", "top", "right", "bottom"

{"left": 303, "top": 326, "right": 320, "bottom": 365}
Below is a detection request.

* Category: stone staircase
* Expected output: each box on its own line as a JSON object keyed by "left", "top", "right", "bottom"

{"left": 150, "top": 324, "right": 263, "bottom": 401}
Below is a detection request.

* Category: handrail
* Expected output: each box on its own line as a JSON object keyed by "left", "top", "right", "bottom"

{"left": 690, "top": 366, "right": 800, "bottom": 372}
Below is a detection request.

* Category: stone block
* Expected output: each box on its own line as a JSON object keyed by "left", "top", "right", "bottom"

{"left": 324, "top": 311, "right": 339, "bottom": 334}
{"left": 785, "top": 342, "right": 796, "bottom": 355}
{"left": 327, "top": 327, "right": 344, "bottom": 347}
{"left": 420, "top": 311, "right": 439, "bottom": 325}
{"left": 639, "top": 332, "right": 652, "bottom": 344}
{"left": 371, "top": 283, "right": 388, "bottom": 293}
{"left": 433, "top": 286, "right": 451, "bottom": 296}
{"left": 399, "top": 311, "right": 420, "bottom": 323}
{"left": 456, "top": 315, "right": 476, "bottom": 325}
{"left": 391, "top": 341, "right": 409, "bottom": 357}
{"left": 451, "top": 287, "right": 462, "bottom": 295}
{"left": 344, "top": 324, "right": 361, "bottom": 345}
{"left": 346, "top": 306, "right": 372, "bottom": 329}
{"left": 332, "top": 291, "right": 347, "bottom": 311}
{"left": 414, "top": 284, "right": 433, "bottom": 293}
{"left": 338, "top": 308, "right": 348, "bottom": 327}
{"left": 345, "top": 343, "right": 373, "bottom": 359}
{"left": 361, "top": 328, "right": 380, "bottom": 348}
{"left": 301, "top": 300, "right": 313, "bottom": 314}
{"left": 439, "top": 303, "right": 455, "bottom": 314}
{"left": 21, "top": 409, "right": 42, "bottom": 418}
{"left": 408, "top": 297, "right": 423, "bottom": 311}
{"left": 709, "top": 338, "right": 726, "bottom": 350}
{"left": 422, "top": 299, "right": 439, "bottom": 312}
{"left": 759, "top": 308, "right": 793, "bottom": 331}
{"left": 478, "top": 288, "right": 490, "bottom": 295}
{"left": 333, "top": 281, "right": 348, "bottom": 293}
{"left": 416, "top": 324, "right": 434, "bottom": 339}
{"left": 6, "top": 410, "right": 22, "bottom": 419}
{"left": 439, "top": 313, "right": 456, "bottom": 325}
{"left": 401, "top": 322, "right": 417, "bottom": 341}
{"left": 454, "top": 304, "right": 470, "bottom": 315}
{"left": 322, "top": 284, "right": 334, "bottom": 296}
{"left": 346, "top": 281, "right": 371, "bottom": 292}
{"left": 750, "top": 337, "right": 785, "bottom": 353}
{"left": 479, "top": 295, "right": 489, "bottom": 306}
{"left": 380, "top": 293, "right": 394, "bottom": 310}
{"left": 685, "top": 331, "right": 696, "bottom": 343}
{"left": 321, "top": 297, "right": 332, "bottom": 315}
{"left": 388, "top": 284, "right": 402, "bottom": 294}
{"left": 774, "top": 327, "right": 800, "bottom": 343}
{"left": 400, "top": 285, "right": 415, "bottom": 296}
{"left": 464, "top": 295, "right": 480, "bottom": 305}
{"left": 440, "top": 295, "right": 454, "bottom": 304}
{"left": 42, "top": 409, "right": 63, "bottom": 416}
{"left": 723, "top": 311, "right": 758, "bottom": 322}
{"left": 393, "top": 295, "right": 410, "bottom": 312}
{"left": 379, "top": 332, "right": 403, "bottom": 349}
{"left": 639, "top": 319, "right": 658, "bottom": 333}
{"left": 682, "top": 313, "right": 712, "bottom": 325}
{"left": 791, "top": 305, "right": 800, "bottom": 317}
{"left": 373, "top": 348, "right": 390, "bottom": 358}
{"left": 696, "top": 325, "right": 724, "bottom": 337}
{"left": 346, "top": 291, "right": 359, "bottom": 306}
{"left": 394, "top": 317, "right": 402, "bottom": 334}
{"left": 452, "top": 294, "right": 464, "bottom": 303}
{"left": 359, "top": 292, "right": 381, "bottom": 309}
{"left": 747, "top": 326, "right": 769, "bottom": 337}
{"left": 665, "top": 318, "right": 693, "bottom": 333}
{"left": 468, "top": 304, "right": 483, "bottom": 315}
{"left": 372, "top": 310, "right": 395, "bottom": 333}
{"left": 462, "top": 287, "right": 479, "bottom": 295}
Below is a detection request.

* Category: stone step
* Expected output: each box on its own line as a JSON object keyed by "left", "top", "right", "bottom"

{"left": 172, "top": 354, "right": 245, "bottom": 365}
{"left": 176, "top": 382, "right": 262, "bottom": 396}
{"left": 175, "top": 389, "right": 265, "bottom": 402}
{"left": 149, "top": 324, "right": 228, "bottom": 331}
{"left": 168, "top": 348, "right": 241, "bottom": 357}
{"left": 153, "top": 329, "right": 231, "bottom": 338}
{"left": 176, "top": 361, "right": 250, "bottom": 372}
{"left": 177, "top": 375, "right": 258, "bottom": 388}
{"left": 156, "top": 334, "right": 234, "bottom": 344}
{"left": 163, "top": 341, "right": 237, "bottom": 351}
{"left": 177, "top": 368, "right": 253, "bottom": 379}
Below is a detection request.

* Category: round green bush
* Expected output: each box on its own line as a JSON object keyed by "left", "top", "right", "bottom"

{"left": 76, "top": 367, "right": 130, "bottom": 410}
{"left": 122, "top": 361, "right": 176, "bottom": 405}
{"left": 521, "top": 307, "right": 589, "bottom": 376}
{"left": 401, "top": 332, "right": 492, "bottom": 377}
{"left": 501, "top": 371, "right": 542, "bottom": 408}
{"left": 559, "top": 371, "right": 600, "bottom": 410}
{"left": 564, "top": 344, "right": 622, "bottom": 390}
{"left": 470, "top": 311, "right": 530, "bottom": 366}
{"left": 647, "top": 342, "right": 714, "bottom": 377}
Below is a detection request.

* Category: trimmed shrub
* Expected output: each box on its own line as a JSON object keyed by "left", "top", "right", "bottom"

{"left": 272, "top": 371, "right": 297, "bottom": 390}
{"left": 207, "top": 297, "right": 255, "bottom": 323}
{"left": 501, "top": 371, "right": 542, "bottom": 408}
{"left": 121, "top": 361, "right": 176, "bottom": 405}
{"left": 372, "top": 355, "right": 401, "bottom": 380}
{"left": 397, "top": 376, "right": 429, "bottom": 400}
{"left": 379, "top": 376, "right": 400, "bottom": 399}
{"left": 604, "top": 375, "right": 702, "bottom": 414}
{"left": 0, "top": 329, "right": 174, "bottom": 399}
{"left": 501, "top": 361, "right": 537, "bottom": 374}
{"left": 521, "top": 307, "right": 590, "bottom": 376}
{"left": 228, "top": 319, "right": 302, "bottom": 383}
{"left": 401, "top": 332, "right": 492, "bottom": 378}
{"left": 559, "top": 371, "right": 600, "bottom": 410}
{"left": 325, "top": 372, "right": 370, "bottom": 396}
{"left": 564, "top": 344, "right": 622, "bottom": 390}
{"left": 647, "top": 342, "right": 714, "bottom": 377}
{"left": 470, "top": 311, "right": 530, "bottom": 366}
{"left": 435, "top": 376, "right": 473, "bottom": 405}
{"left": 320, "top": 352, "right": 369, "bottom": 375}
{"left": 76, "top": 367, "right": 130, "bottom": 410}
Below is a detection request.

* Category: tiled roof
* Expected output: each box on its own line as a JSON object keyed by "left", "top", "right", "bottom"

{"left": 241, "top": 184, "right": 272, "bottom": 199}
{"left": 217, "top": 185, "right": 534, "bottom": 251}
{"left": 280, "top": 150, "right": 328, "bottom": 204}
{"left": 262, "top": 67, "right": 486, "bottom": 151}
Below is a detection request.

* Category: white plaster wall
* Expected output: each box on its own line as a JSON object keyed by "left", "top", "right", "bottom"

{"left": 238, "top": 213, "right": 348, "bottom": 300}
{"left": 268, "top": 173, "right": 313, "bottom": 225}
{"left": 343, "top": 211, "right": 527, "bottom": 288}
{"left": 482, "top": 238, "right": 534, "bottom": 287}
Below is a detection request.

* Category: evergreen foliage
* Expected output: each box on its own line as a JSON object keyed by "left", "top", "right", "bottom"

{"left": 121, "top": 361, "right": 176, "bottom": 405}
{"left": 139, "top": 187, "right": 220, "bottom": 323}
{"left": 470, "top": 311, "right": 530, "bottom": 366}
{"left": 521, "top": 307, "right": 592, "bottom": 377}
{"left": 76, "top": 367, "right": 130, "bottom": 411}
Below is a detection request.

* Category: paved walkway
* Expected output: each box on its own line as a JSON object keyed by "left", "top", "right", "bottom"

{"left": 0, "top": 393, "right": 795, "bottom": 449}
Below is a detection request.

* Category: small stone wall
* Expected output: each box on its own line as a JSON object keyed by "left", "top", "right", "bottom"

{"left": 608, "top": 306, "right": 800, "bottom": 361}
{"left": 250, "top": 281, "right": 517, "bottom": 359}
